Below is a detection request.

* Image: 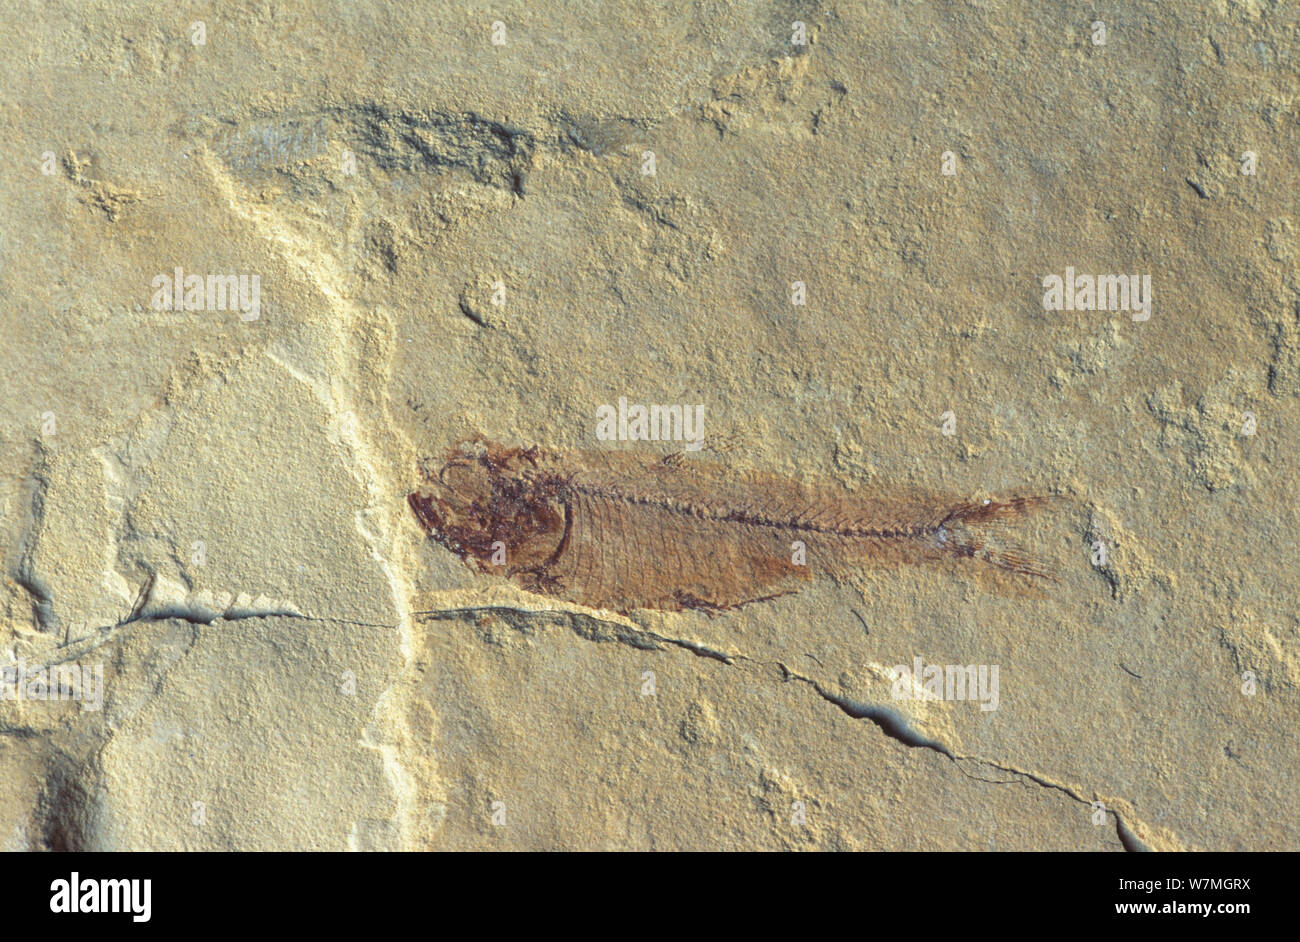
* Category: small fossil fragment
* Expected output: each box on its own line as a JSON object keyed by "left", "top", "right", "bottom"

{"left": 409, "top": 440, "right": 1060, "bottom": 614}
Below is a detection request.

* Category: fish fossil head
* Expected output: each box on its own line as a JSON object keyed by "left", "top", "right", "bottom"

{"left": 408, "top": 442, "right": 566, "bottom": 573}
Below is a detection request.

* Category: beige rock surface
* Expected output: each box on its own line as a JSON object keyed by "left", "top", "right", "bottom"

{"left": 1, "top": 1, "right": 1296, "bottom": 850}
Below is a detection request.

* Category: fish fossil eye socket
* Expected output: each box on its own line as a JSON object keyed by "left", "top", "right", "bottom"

{"left": 439, "top": 459, "right": 479, "bottom": 487}
{"left": 435, "top": 460, "right": 498, "bottom": 509}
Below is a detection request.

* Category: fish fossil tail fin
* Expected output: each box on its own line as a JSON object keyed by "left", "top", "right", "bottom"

{"left": 936, "top": 496, "right": 1061, "bottom": 580}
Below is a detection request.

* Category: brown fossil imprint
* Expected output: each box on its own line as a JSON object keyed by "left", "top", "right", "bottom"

{"left": 408, "top": 441, "right": 1059, "bottom": 614}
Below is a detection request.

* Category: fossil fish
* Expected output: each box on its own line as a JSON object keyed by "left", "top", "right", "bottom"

{"left": 408, "top": 441, "right": 1060, "bottom": 614}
